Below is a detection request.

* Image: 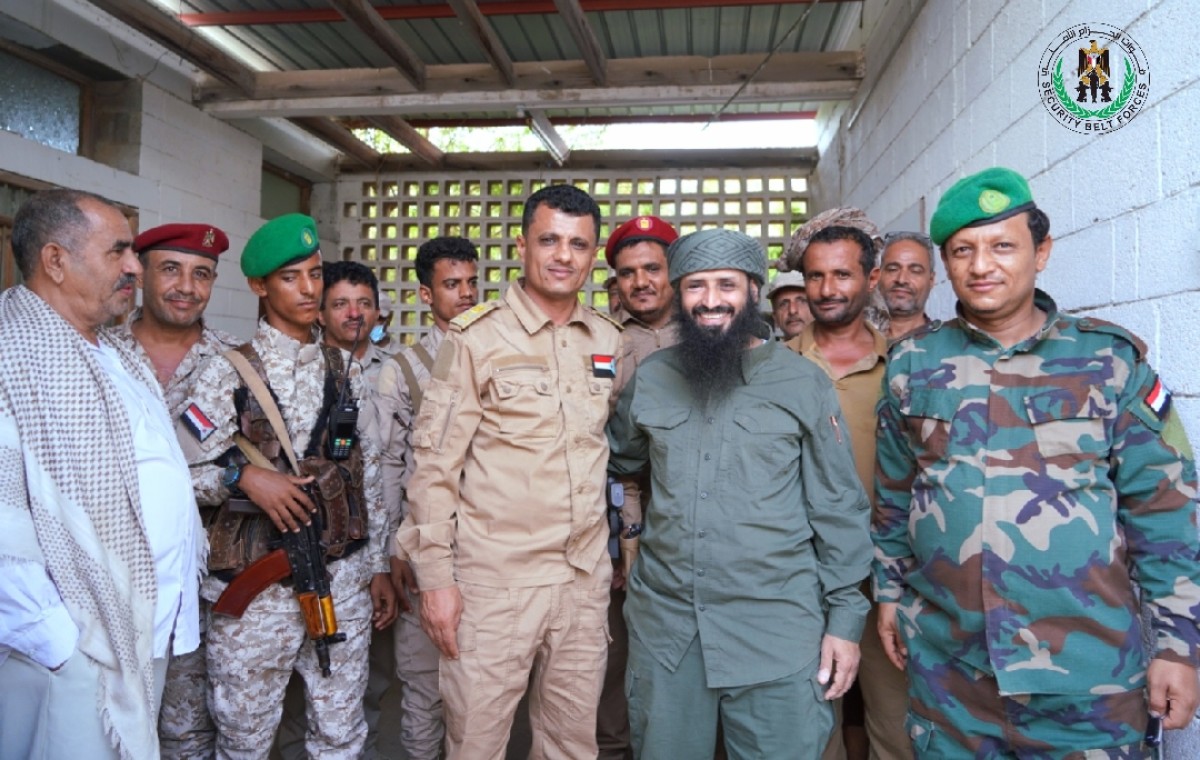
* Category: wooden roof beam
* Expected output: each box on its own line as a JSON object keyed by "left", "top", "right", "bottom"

{"left": 553, "top": 0, "right": 608, "bottom": 86}
{"left": 447, "top": 0, "right": 517, "bottom": 87}
{"left": 291, "top": 117, "right": 382, "bottom": 168}
{"left": 329, "top": 0, "right": 427, "bottom": 90}
{"left": 366, "top": 116, "right": 445, "bottom": 167}
{"left": 524, "top": 110, "right": 570, "bottom": 165}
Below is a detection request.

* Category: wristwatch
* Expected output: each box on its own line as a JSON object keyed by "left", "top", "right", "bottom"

{"left": 221, "top": 462, "right": 244, "bottom": 490}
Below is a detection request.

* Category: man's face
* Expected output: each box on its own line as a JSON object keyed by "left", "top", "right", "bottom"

{"left": 319, "top": 279, "right": 378, "bottom": 350}
{"left": 420, "top": 258, "right": 478, "bottom": 330}
{"left": 678, "top": 268, "right": 753, "bottom": 334}
{"left": 250, "top": 252, "right": 324, "bottom": 336}
{"left": 140, "top": 248, "right": 216, "bottom": 328}
{"left": 803, "top": 239, "right": 879, "bottom": 328}
{"left": 770, "top": 287, "right": 811, "bottom": 339}
{"left": 59, "top": 199, "right": 140, "bottom": 330}
{"left": 614, "top": 241, "right": 673, "bottom": 324}
{"left": 941, "top": 213, "right": 1051, "bottom": 323}
{"left": 517, "top": 204, "right": 597, "bottom": 306}
{"left": 880, "top": 240, "right": 935, "bottom": 318}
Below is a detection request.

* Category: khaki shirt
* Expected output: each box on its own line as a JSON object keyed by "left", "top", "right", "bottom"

{"left": 374, "top": 326, "right": 445, "bottom": 538}
{"left": 398, "top": 281, "right": 621, "bottom": 590}
{"left": 611, "top": 315, "right": 678, "bottom": 415}
{"left": 785, "top": 322, "right": 888, "bottom": 511}
{"left": 344, "top": 341, "right": 391, "bottom": 460}
{"left": 107, "top": 309, "right": 239, "bottom": 419}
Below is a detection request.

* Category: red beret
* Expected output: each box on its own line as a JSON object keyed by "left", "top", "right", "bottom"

{"left": 604, "top": 215, "right": 678, "bottom": 268}
{"left": 134, "top": 223, "right": 229, "bottom": 260}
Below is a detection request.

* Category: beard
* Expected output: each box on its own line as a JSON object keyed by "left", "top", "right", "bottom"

{"left": 674, "top": 288, "right": 763, "bottom": 400}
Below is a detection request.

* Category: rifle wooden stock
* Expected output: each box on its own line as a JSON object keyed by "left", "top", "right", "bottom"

{"left": 212, "top": 548, "right": 291, "bottom": 618}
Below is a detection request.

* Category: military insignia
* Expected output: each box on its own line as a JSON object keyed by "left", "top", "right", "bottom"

{"left": 978, "top": 189, "right": 1010, "bottom": 215}
{"left": 181, "top": 402, "right": 217, "bottom": 442}
{"left": 636, "top": 216, "right": 653, "bottom": 231}
{"left": 202, "top": 228, "right": 216, "bottom": 248}
{"left": 450, "top": 300, "right": 499, "bottom": 330}
{"left": 1144, "top": 376, "right": 1171, "bottom": 421}
{"left": 591, "top": 354, "right": 617, "bottom": 378}
{"left": 301, "top": 228, "right": 315, "bottom": 248}
{"left": 1036, "top": 23, "right": 1150, "bottom": 134}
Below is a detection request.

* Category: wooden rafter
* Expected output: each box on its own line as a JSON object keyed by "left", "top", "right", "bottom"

{"left": 328, "top": 0, "right": 427, "bottom": 90}
{"left": 366, "top": 116, "right": 445, "bottom": 167}
{"left": 446, "top": 0, "right": 517, "bottom": 87}
{"left": 553, "top": 0, "right": 608, "bottom": 86}
{"left": 290, "top": 118, "right": 381, "bottom": 168}
{"left": 373, "top": 147, "right": 819, "bottom": 172}
{"left": 525, "top": 111, "right": 570, "bottom": 165}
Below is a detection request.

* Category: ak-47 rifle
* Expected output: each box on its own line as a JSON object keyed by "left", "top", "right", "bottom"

{"left": 213, "top": 503, "right": 346, "bottom": 677}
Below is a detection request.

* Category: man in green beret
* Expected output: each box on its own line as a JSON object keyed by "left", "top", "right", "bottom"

{"left": 180, "top": 213, "right": 395, "bottom": 759}
{"left": 874, "top": 167, "right": 1200, "bottom": 754}
{"left": 607, "top": 228, "right": 872, "bottom": 758}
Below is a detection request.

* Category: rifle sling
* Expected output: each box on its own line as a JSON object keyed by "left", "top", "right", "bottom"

{"left": 224, "top": 348, "right": 300, "bottom": 475}
{"left": 395, "top": 343, "right": 434, "bottom": 417}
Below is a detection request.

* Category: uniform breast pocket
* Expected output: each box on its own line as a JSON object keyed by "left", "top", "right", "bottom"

{"left": 639, "top": 406, "right": 691, "bottom": 474}
{"left": 1024, "top": 388, "right": 1108, "bottom": 460}
{"left": 586, "top": 377, "right": 613, "bottom": 436}
{"left": 901, "top": 388, "right": 959, "bottom": 463}
{"left": 731, "top": 406, "right": 799, "bottom": 482}
{"left": 490, "top": 365, "right": 558, "bottom": 438}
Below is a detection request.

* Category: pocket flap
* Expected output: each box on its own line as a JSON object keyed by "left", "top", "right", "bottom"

{"left": 902, "top": 388, "right": 959, "bottom": 421}
{"left": 638, "top": 405, "right": 691, "bottom": 430}
{"left": 1024, "top": 388, "right": 1099, "bottom": 424}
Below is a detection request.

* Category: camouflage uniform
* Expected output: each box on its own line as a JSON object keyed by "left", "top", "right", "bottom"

{"left": 182, "top": 319, "right": 388, "bottom": 760}
{"left": 109, "top": 309, "right": 238, "bottom": 760}
{"left": 372, "top": 327, "right": 446, "bottom": 760}
{"left": 874, "top": 290, "right": 1200, "bottom": 756}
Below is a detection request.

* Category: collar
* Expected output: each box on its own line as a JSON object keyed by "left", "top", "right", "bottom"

{"left": 794, "top": 320, "right": 888, "bottom": 361}
{"left": 506, "top": 279, "right": 593, "bottom": 336}
{"left": 739, "top": 336, "right": 779, "bottom": 384}
{"left": 955, "top": 289, "right": 1059, "bottom": 351}
{"left": 258, "top": 318, "right": 323, "bottom": 365}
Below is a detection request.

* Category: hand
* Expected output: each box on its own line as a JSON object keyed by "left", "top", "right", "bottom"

{"left": 420, "top": 585, "right": 463, "bottom": 659}
{"left": 370, "top": 573, "right": 398, "bottom": 630}
{"left": 1147, "top": 658, "right": 1200, "bottom": 730}
{"left": 237, "top": 466, "right": 315, "bottom": 533}
{"left": 818, "top": 634, "right": 861, "bottom": 700}
{"left": 611, "top": 560, "right": 626, "bottom": 591}
{"left": 390, "top": 556, "right": 419, "bottom": 613}
{"left": 877, "top": 602, "right": 908, "bottom": 671}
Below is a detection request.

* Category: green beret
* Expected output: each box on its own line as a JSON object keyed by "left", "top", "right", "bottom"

{"left": 668, "top": 228, "right": 767, "bottom": 285}
{"left": 241, "top": 213, "right": 320, "bottom": 278}
{"left": 929, "top": 167, "right": 1036, "bottom": 246}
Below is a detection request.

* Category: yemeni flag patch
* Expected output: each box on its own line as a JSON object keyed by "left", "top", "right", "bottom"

{"left": 1144, "top": 376, "right": 1172, "bottom": 421}
{"left": 591, "top": 354, "right": 617, "bottom": 379}
{"left": 181, "top": 402, "right": 217, "bottom": 442}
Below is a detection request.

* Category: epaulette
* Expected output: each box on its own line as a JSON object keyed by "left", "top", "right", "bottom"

{"left": 1076, "top": 316, "right": 1148, "bottom": 361}
{"left": 588, "top": 306, "right": 624, "bottom": 331}
{"left": 450, "top": 300, "right": 501, "bottom": 331}
{"left": 887, "top": 319, "right": 942, "bottom": 354}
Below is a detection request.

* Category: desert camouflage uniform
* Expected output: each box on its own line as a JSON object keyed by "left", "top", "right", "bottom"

{"left": 275, "top": 339, "right": 396, "bottom": 760}
{"left": 182, "top": 319, "right": 388, "bottom": 760}
{"left": 874, "top": 290, "right": 1200, "bottom": 756}
{"left": 370, "top": 326, "right": 447, "bottom": 760}
{"left": 108, "top": 310, "right": 239, "bottom": 760}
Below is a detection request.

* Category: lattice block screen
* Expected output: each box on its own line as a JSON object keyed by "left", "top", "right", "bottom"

{"left": 338, "top": 170, "right": 808, "bottom": 345}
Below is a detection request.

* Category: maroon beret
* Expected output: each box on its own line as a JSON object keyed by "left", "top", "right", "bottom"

{"left": 134, "top": 223, "right": 229, "bottom": 260}
{"left": 604, "top": 215, "right": 679, "bottom": 268}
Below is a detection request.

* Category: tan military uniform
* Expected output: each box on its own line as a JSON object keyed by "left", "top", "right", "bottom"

{"left": 398, "top": 280, "right": 620, "bottom": 760}
{"left": 785, "top": 322, "right": 912, "bottom": 760}
{"left": 183, "top": 319, "right": 388, "bottom": 760}
{"left": 108, "top": 310, "right": 239, "bottom": 760}
{"left": 363, "top": 326, "right": 447, "bottom": 760}
{"left": 610, "top": 316, "right": 677, "bottom": 413}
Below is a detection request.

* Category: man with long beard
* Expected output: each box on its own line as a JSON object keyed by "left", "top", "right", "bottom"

{"left": 606, "top": 228, "right": 872, "bottom": 758}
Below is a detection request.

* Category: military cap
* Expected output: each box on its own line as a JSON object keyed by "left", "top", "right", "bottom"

{"left": 667, "top": 228, "right": 767, "bottom": 285}
{"left": 134, "top": 223, "right": 229, "bottom": 260}
{"left": 604, "top": 215, "right": 679, "bottom": 268}
{"left": 930, "top": 167, "right": 1036, "bottom": 246}
{"left": 241, "top": 213, "right": 320, "bottom": 278}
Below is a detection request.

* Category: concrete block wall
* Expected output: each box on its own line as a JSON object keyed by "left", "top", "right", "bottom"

{"left": 811, "top": 0, "right": 1200, "bottom": 447}
{"left": 811, "top": 0, "right": 1200, "bottom": 754}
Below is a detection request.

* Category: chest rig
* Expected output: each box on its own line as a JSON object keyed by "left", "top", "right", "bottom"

{"left": 206, "top": 343, "right": 367, "bottom": 576}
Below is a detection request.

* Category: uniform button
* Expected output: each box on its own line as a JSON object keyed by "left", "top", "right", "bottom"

{"left": 698, "top": 530, "right": 706, "bottom": 538}
{"left": 700, "top": 491, "right": 708, "bottom": 499}
{"left": 561, "top": 339, "right": 568, "bottom": 347}
{"left": 706, "top": 416, "right": 714, "bottom": 424}
{"left": 703, "top": 453, "right": 711, "bottom": 461}
{"left": 565, "top": 385, "right": 572, "bottom": 394}
{"left": 698, "top": 604, "right": 706, "bottom": 612}
{"left": 697, "top": 569, "right": 706, "bottom": 577}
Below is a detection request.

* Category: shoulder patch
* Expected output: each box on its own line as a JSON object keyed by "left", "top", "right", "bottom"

{"left": 588, "top": 306, "right": 624, "bottom": 332}
{"left": 450, "top": 300, "right": 500, "bottom": 331}
{"left": 1075, "top": 317, "right": 1148, "bottom": 360}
